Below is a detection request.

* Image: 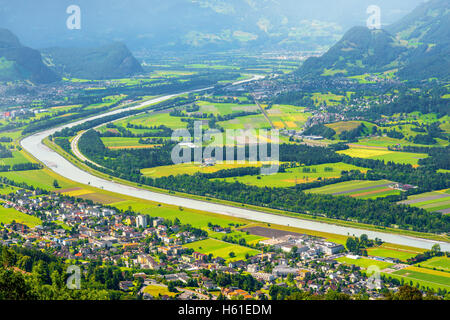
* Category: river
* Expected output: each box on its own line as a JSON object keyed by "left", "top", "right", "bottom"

{"left": 20, "top": 77, "right": 449, "bottom": 251}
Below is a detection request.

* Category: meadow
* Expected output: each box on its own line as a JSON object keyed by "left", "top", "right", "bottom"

{"left": 366, "top": 247, "right": 418, "bottom": 261}
{"left": 265, "top": 104, "right": 312, "bottom": 130}
{"left": 141, "top": 162, "right": 266, "bottom": 178}
{"left": 335, "top": 257, "right": 394, "bottom": 270}
{"left": 0, "top": 205, "right": 42, "bottom": 227}
{"left": 217, "top": 162, "right": 369, "bottom": 188}
{"left": 305, "top": 180, "right": 398, "bottom": 199}
{"left": 391, "top": 267, "right": 450, "bottom": 290}
{"left": 416, "top": 257, "right": 450, "bottom": 272}
{"left": 337, "top": 147, "right": 428, "bottom": 165}
{"left": 184, "top": 238, "right": 260, "bottom": 262}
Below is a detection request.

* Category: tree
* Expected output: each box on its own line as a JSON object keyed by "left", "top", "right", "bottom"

{"left": 431, "top": 244, "right": 441, "bottom": 254}
{"left": 394, "top": 285, "right": 423, "bottom": 300}
{"left": 53, "top": 180, "right": 60, "bottom": 188}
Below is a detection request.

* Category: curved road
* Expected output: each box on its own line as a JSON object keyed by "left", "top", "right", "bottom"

{"left": 20, "top": 78, "right": 449, "bottom": 251}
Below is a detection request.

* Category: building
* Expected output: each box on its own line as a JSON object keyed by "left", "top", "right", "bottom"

{"left": 136, "top": 215, "right": 148, "bottom": 228}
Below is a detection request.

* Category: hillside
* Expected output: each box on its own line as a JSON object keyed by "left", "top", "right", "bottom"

{"left": 42, "top": 43, "right": 143, "bottom": 80}
{"left": 297, "top": 26, "right": 405, "bottom": 78}
{"left": 296, "top": 0, "right": 450, "bottom": 81}
{"left": 0, "top": 28, "right": 59, "bottom": 84}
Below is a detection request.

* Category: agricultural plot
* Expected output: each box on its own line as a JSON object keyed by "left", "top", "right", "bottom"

{"left": 143, "top": 284, "right": 178, "bottom": 297}
{"left": 218, "top": 162, "right": 368, "bottom": 188}
{"left": 115, "top": 111, "right": 188, "bottom": 130}
{"left": 399, "top": 190, "right": 450, "bottom": 214}
{"left": 196, "top": 101, "right": 259, "bottom": 116}
{"left": 325, "top": 121, "right": 376, "bottom": 136}
{"left": 265, "top": 104, "right": 312, "bottom": 130}
{"left": 391, "top": 267, "right": 450, "bottom": 290}
{"left": 0, "top": 205, "right": 42, "bottom": 227}
{"left": 0, "top": 150, "right": 31, "bottom": 166}
{"left": 217, "top": 114, "right": 272, "bottom": 130}
{"left": 209, "top": 230, "right": 267, "bottom": 246}
{"left": 335, "top": 257, "right": 394, "bottom": 270}
{"left": 337, "top": 147, "right": 428, "bottom": 165}
{"left": 100, "top": 137, "right": 161, "bottom": 149}
{"left": 366, "top": 246, "right": 418, "bottom": 261}
{"left": 305, "top": 180, "right": 399, "bottom": 199}
{"left": 184, "top": 238, "right": 260, "bottom": 262}
{"left": 0, "top": 169, "right": 79, "bottom": 191}
{"left": 311, "top": 92, "right": 345, "bottom": 106}
{"left": 416, "top": 257, "right": 450, "bottom": 272}
{"left": 141, "top": 162, "right": 266, "bottom": 178}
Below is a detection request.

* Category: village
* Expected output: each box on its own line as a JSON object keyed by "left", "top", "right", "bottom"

{"left": 0, "top": 185, "right": 407, "bottom": 300}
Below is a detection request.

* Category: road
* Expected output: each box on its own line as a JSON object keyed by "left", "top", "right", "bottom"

{"left": 20, "top": 77, "right": 450, "bottom": 251}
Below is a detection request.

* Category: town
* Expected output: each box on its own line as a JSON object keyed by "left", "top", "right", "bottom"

{"left": 1, "top": 181, "right": 436, "bottom": 301}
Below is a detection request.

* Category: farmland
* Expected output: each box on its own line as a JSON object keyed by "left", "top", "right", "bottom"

{"left": 416, "top": 257, "right": 450, "bottom": 272}
{"left": 141, "top": 162, "right": 266, "bottom": 178}
{"left": 335, "top": 257, "right": 394, "bottom": 270}
{"left": 305, "top": 180, "right": 401, "bottom": 199}
{"left": 0, "top": 205, "right": 42, "bottom": 227}
{"left": 183, "top": 238, "right": 260, "bottom": 262}
{"left": 389, "top": 267, "right": 450, "bottom": 290}
{"left": 337, "top": 147, "right": 428, "bottom": 165}
{"left": 217, "top": 162, "right": 369, "bottom": 188}
{"left": 265, "top": 104, "right": 312, "bottom": 130}
{"left": 399, "top": 190, "right": 450, "bottom": 214}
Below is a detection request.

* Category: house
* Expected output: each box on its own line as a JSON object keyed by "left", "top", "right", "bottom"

{"left": 119, "top": 281, "right": 134, "bottom": 291}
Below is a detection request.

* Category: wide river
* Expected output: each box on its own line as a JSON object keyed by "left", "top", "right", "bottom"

{"left": 20, "top": 78, "right": 449, "bottom": 251}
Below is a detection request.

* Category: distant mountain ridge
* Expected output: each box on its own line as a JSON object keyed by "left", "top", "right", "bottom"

{"left": 296, "top": 0, "right": 450, "bottom": 81}
{"left": 0, "top": 28, "right": 59, "bottom": 83}
{"left": 42, "top": 43, "right": 144, "bottom": 80}
{"left": 0, "top": 0, "right": 423, "bottom": 51}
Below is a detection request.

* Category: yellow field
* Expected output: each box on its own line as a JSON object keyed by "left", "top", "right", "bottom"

{"left": 141, "top": 162, "right": 275, "bottom": 178}
{"left": 65, "top": 189, "right": 94, "bottom": 197}
{"left": 404, "top": 266, "right": 450, "bottom": 277}
{"left": 338, "top": 148, "right": 391, "bottom": 158}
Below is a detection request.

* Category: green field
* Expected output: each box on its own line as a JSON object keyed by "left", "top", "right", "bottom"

{"left": 335, "top": 257, "right": 394, "bottom": 270}
{"left": 184, "top": 238, "right": 260, "bottom": 262}
{"left": 217, "top": 114, "right": 271, "bottom": 130}
{"left": 338, "top": 147, "right": 428, "bottom": 165}
{"left": 391, "top": 267, "right": 450, "bottom": 289}
{"left": 112, "top": 200, "right": 242, "bottom": 229}
{"left": 196, "top": 101, "right": 258, "bottom": 116}
{"left": 115, "top": 111, "right": 188, "bottom": 130}
{"left": 265, "top": 104, "right": 312, "bottom": 130}
{"left": 366, "top": 247, "right": 418, "bottom": 261}
{"left": 416, "top": 257, "right": 450, "bottom": 272}
{"left": 0, "top": 169, "right": 79, "bottom": 191}
{"left": 0, "top": 205, "right": 42, "bottom": 227}
{"left": 141, "top": 162, "right": 267, "bottom": 178}
{"left": 209, "top": 230, "right": 266, "bottom": 246}
{"left": 399, "top": 190, "right": 450, "bottom": 213}
{"left": 143, "top": 284, "right": 178, "bottom": 297}
{"left": 101, "top": 137, "right": 147, "bottom": 148}
{"left": 0, "top": 150, "right": 31, "bottom": 166}
{"left": 305, "top": 180, "right": 396, "bottom": 199}
{"left": 218, "top": 162, "right": 369, "bottom": 188}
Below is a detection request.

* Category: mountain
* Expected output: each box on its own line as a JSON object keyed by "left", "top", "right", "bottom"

{"left": 0, "top": 28, "right": 59, "bottom": 83}
{"left": 296, "top": 0, "right": 450, "bottom": 81}
{"left": 297, "top": 26, "right": 406, "bottom": 78}
{"left": 0, "top": 0, "right": 423, "bottom": 51}
{"left": 42, "top": 43, "right": 144, "bottom": 80}
{"left": 387, "top": 0, "right": 450, "bottom": 80}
